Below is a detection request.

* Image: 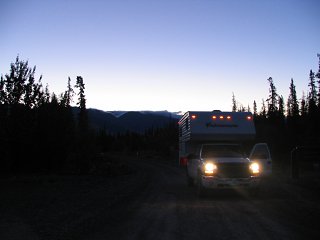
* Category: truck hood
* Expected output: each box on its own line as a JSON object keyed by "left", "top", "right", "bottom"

{"left": 202, "top": 157, "right": 250, "bottom": 164}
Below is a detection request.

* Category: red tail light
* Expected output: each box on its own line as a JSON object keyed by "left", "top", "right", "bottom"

{"left": 191, "top": 114, "right": 197, "bottom": 120}
{"left": 179, "top": 157, "right": 188, "bottom": 166}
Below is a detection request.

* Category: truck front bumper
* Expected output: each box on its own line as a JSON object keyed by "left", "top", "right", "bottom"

{"left": 201, "top": 175, "right": 260, "bottom": 189}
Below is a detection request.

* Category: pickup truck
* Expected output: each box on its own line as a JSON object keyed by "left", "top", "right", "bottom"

{"left": 178, "top": 111, "right": 272, "bottom": 197}
{"left": 186, "top": 143, "right": 271, "bottom": 196}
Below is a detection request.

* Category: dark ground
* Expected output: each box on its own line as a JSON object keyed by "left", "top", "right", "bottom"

{"left": 1, "top": 153, "right": 320, "bottom": 240}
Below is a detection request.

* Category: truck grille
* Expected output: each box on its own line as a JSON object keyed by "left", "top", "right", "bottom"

{"left": 216, "top": 162, "right": 251, "bottom": 178}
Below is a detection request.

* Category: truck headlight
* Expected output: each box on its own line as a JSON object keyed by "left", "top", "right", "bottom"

{"left": 250, "top": 162, "right": 260, "bottom": 174}
{"left": 204, "top": 162, "right": 217, "bottom": 175}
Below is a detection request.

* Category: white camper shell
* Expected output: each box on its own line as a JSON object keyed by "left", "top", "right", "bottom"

{"left": 179, "top": 111, "right": 256, "bottom": 158}
{"left": 178, "top": 111, "right": 272, "bottom": 196}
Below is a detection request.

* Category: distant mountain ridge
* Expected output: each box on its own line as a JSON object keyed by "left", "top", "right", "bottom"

{"left": 106, "top": 110, "right": 183, "bottom": 118}
{"left": 84, "top": 108, "right": 181, "bottom": 134}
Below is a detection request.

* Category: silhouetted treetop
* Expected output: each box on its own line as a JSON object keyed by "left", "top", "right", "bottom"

{"left": 266, "top": 77, "right": 278, "bottom": 118}
{"left": 287, "top": 78, "right": 299, "bottom": 118}
{"left": 308, "top": 70, "right": 317, "bottom": 114}
{"left": 0, "top": 56, "right": 44, "bottom": 108}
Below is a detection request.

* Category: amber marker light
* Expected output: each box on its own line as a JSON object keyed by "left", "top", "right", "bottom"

{"left": 191, "top": 114, "right": 197, "bottom": 120}
{"left": 212, "top": 115, "right": 217, "bottom": 120}
{"left": 219, "top": 115, "right": 224, "bottom": 120}
{"left": 226, "top": 115, "right": 231, "bottom": 120}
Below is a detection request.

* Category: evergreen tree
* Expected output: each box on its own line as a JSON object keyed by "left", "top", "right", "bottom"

{"left": 238, "top": 104, "right": 246, "bottom": 112}
{"left": 74, "top": 76, "right": 92, "bottom": 173}
{"left": 286, "top": 98, "right": 291, "bottom": 117}
{"left": 61, "top": 77, "right": 74, "bottom": 107}
{"left": 23, "top": 67, "right": 37, "bottom": 108}
{"left": 44, "top": 84, "right": 51, "bottom": 103}
{"left": 75, "top": 76, "right": 88, "bottom": 131}
{"left": 59, "top": 77, "right": 74, "bottom": 107}
{"left": 0, "top": 56, "right": 49, "bottom": 172}
{"left": 300, "top": 91, "right": 307, "bottom": 117}
{"left": 278, "top": 95, "right": 285, "bottom": 119}
{"left": 232, "top": 92, "right": 237, "bottom": 112}
{"left": 260, "top": 99, "right": 267, "bottom": 117}
{"left": 307, "top": 70, "right": 317, "bottom": 114}
{"left": 287, "top": 78, "right": 299, "bottom": 117}
{"left": 266, "top": 77, "right": 278, "bottom": 118}
{"left": 33, "top": 77, "right": 44, "bottom": 108}
{"left": 0, "top": 56, "right": 43, "bottom": 107}
{"left": 316, "top": 53, "right": 320, "bottom": 108}
{"left": 253, "top": 100, "right": 257, "bottom": 116}
{"left": 0, "top": 75, "right": 5, "bottom": 104}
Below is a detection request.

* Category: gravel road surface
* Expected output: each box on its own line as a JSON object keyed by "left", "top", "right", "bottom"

{"left": 1, "top": 155, "right": 320, "bottom": 240}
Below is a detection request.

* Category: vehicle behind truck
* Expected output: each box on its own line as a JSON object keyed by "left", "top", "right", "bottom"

{"left": 178, "top": 111, "right": 272, "bottom": 196}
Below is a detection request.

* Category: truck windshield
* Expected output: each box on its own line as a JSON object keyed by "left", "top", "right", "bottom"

{"left": 201, "top": 144, "right": 244, "bottom": 158}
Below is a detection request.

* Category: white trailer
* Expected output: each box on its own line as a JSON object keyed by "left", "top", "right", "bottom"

{"left": 178, "top": 111, "right": 272, "bottom": 196}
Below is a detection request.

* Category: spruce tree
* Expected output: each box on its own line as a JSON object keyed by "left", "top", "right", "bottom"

{"left": 316, "top": 54, "right": 320, "bottom": 108}
{"left": 278, "top": 95, "right": 285, "bottom": 119}
{"left": 75, "top": 76, "right": 88, "bottom": 132}
{"left": 66, "top": 77, "right": 74, "bottom": 107}
{"left": 266, "top": 77, "right": 278, "bottom": 118}
{"left": 0, "top": 56, "right": 43, "bottom": 107}
{"left": 253, "top": 100, "right": 257, "bottom": 116}
{"left": 0, "top": 75, "right": 5, "bottom": 104}
{"left": 300, "top": 92, "right": 307, "bottom": 117}
{"left": 232, "top": 92, "right": 237, "bottom": 112}
{"left": 307, "top": 70, "right": 317, "bottom": 114}
{"left": 260, "top": 99, "right": 266, "bottom": 118}
{"left": 287, "top": 78, "right": 299, "bottom": 117}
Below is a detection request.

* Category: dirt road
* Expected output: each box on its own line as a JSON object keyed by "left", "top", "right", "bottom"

{"left": 1, "top": 155, "right": 320, "bottom": 240}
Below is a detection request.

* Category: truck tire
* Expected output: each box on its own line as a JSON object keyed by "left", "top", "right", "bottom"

{"left": 186, "top": 170, "right": 195, "bottom": 187}
{"left": 197, "top": 173, "right": 206, "bottom": 198}
{"left": 187, "top": 175, "right": 195, "bottom": 187}
{"left": 248, "top": 187, "right": 260, "bottom": 197}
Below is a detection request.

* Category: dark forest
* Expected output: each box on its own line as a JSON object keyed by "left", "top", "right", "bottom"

{"left": 1, "top": 55, "right": 320, "bottom": 174}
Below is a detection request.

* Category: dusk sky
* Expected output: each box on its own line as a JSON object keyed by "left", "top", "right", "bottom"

{"left": 1, "top": 0, "right": 319, "bottom": 113}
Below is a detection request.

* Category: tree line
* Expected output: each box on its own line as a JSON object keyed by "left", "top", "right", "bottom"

{"left": 232, "top": 54, "right": 320, "bottom": 164}
{"left": 0, "top": 56, "right": 177, "bottom": 174}
{"left": 0, "top": 56, "right": 93, "bottom": 173}
{"left": 1, "top": 55, "right": 320, "bottom": 174}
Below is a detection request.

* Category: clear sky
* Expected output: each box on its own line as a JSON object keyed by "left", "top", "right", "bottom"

{"left": 1, "top": 0, "right": 319, "bottom": 113}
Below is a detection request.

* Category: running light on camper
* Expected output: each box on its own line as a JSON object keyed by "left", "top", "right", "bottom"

{"left": 191, "top": 114, "right": 197, "bottom": 119}
{"left": 212, "top": 115, "right": 231, "bottom": 120}
{"left": 246, "top": 115, "right": 252, "bottom": 120}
